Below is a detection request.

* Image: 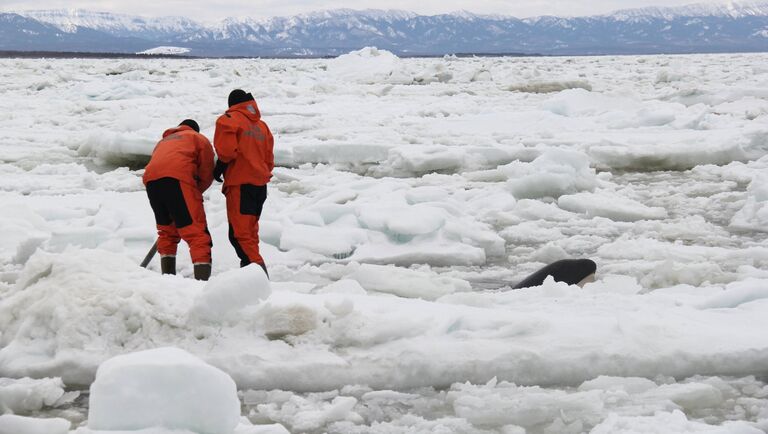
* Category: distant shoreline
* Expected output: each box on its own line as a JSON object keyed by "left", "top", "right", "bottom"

{"left": 0, "top": 50, "right": 193, "bottom": 59}
{"left": 0, "top": 50, "right": 540, "bottom": 59}
{"left": 0, "top": 49, "right": 765, "bottom": 60}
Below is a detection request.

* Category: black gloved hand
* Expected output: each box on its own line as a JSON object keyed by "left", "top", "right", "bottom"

{"left": 213, "top": 160, "right": 228, "bottom": 182}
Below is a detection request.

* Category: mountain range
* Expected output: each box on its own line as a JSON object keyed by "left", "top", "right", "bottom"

{"left": 1, "top": 1, "right": 767, "bottom": 57}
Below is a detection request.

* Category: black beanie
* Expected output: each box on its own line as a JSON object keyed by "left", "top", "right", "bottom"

{"left": 228, "top": 89, "right": 254, "bottom": 107}
{"left": 179, "top": 119, "right": 199, "bottom": 132}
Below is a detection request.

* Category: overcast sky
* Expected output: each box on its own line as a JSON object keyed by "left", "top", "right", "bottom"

{"left": 1, "top": 0, "right": 721, "bottom": 22}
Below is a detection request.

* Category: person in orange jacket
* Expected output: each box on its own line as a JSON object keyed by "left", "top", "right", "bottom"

{"left": 213, "top": 90, "right": 274, "bottom": 277}
{"left": 143, "top": 119, "right": 215, "bottom": 280}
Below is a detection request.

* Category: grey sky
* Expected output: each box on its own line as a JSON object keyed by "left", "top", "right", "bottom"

{"left": 1, "top": 0, "right": 722, "bottom": 22}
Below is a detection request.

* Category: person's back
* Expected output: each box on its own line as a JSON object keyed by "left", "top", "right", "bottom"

{"left": 213, "top": 90, "right": 274, "bottom": 276}
{"left": 143, "top": 119, "right": 215, "bottom": 280}
{"left": 144, "top": 125, "right": 214, "bottom": 192}
{"left": 214, "top": 97, "right": 274, "bottom": 188}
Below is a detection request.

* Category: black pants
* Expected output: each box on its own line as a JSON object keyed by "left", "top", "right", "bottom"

{"left": 146, "top": 178, "right": 192, "bottom": 228}
{"left": 146, "top": 177, "right": 212, "bottom": 263}
{"left": 226, "top": 184, "right": 267, "bottom": 268}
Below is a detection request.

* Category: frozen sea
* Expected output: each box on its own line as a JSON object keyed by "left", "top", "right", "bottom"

{"left": 1, "top": 48, "right": 768, "bottom": 433}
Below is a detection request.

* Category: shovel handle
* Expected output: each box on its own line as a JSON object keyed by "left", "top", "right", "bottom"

{"left": 140, "top": 240, "right": 159, "bottom": 268}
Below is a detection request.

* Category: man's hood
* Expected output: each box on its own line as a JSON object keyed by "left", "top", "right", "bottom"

{"left": 162, "top": 124, "right": 195, "bottom": 138}
{"left": 227, "top": 100, "right": 261, "bottom": 122}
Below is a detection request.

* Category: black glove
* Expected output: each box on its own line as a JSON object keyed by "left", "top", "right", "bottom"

{"left": 213, "top": 160, "right": 228, "bottom": 182}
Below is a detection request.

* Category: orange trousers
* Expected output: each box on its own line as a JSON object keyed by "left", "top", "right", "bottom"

{"left": 225, "top": 184, "right": 267, "bottom": 267}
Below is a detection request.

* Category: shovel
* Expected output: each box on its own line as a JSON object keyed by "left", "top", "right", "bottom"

{"left": 140, "top": 240, "right": 158, "bottom": 268}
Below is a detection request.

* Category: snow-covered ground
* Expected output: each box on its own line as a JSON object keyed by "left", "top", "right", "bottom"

{"left": 0, "top": 49, "right": 767, "bottom": 433}
{"left": 136, "top": 46, "right": 192, "bottom": 56}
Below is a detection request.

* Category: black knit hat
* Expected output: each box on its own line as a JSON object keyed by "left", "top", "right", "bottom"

{"left": 178, "top": 119, "right": 199, "bottom": 132}
{"left": 228, "top": 89, "right": 254, "bottom": 107}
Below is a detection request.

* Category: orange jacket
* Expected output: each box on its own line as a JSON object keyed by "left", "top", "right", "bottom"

{"left": 214, "top": 100, "right": 274, "bottom": 187}
{"left": 142, "top": 125, "right": 215, "bottom": 192}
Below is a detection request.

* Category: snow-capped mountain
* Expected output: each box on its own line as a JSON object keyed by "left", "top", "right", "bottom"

{"left": 17, "top": 9, "right": 206, "bottom": 39}
{"left": 0, "top": 12, "right": 152, "bottom": 53}
{"left": 609, "top": 1, "right": 768, "bottom": 20}
{"left": 2, "top": 1, "right": 767, "bottom": 56}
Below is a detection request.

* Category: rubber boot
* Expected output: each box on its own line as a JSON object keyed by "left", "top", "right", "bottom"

{"left": 160, "top": 256, "right": 176, "bottom": 275}
{"left": 194, "top": 263, "right": 211, "bottom": 281}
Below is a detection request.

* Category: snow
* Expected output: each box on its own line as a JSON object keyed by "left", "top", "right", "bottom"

{"left": 4, "top": 248, "right": 768, "bottom": 396}
{"left": 0, "top": 414, "right": 70, "bottom": 434}
{"left": 137, "top": 46, "right": 191, "bottom": 56}
{"left": 591, "top": 410, "right": 763, "bottom": 433}
{"left": 327, "top": 47, "right": 409, "bottom": 84}
{"left": 558, "top": 191, "right": 669, "bottom": 221}
{"left": 349, "top": 263, "right": 471, "bottom": 300}
{"left": 88, "top": 347, "right": 240, "bottom": 434}
{"left": 731, "top": 172, "right": 768, "bottom": 232}
{"left": 506, "top": 80, "right": 592, "bottom": 93}
{"left": 0, "top": 50, "right": 767, "bottom": 433}
{"left": 610, "top": 1, "right": 768, "bottom": 21}
{"left": 17, "top": 9, "right": 202, "bottom": 36}
{"left": 241, "top": 375, "right": 768, "bottom": 433}
{"left": 0, "top": 377, "right": 77, "bottom": 414}
{"left": 73, "top": 426, "right": 287, "bottom": 434}
{"left": 190, "top": 264, "right": 272, "bottom": 323}
{"left": 502, "top": 149, "right": 598, "bottom": 199}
